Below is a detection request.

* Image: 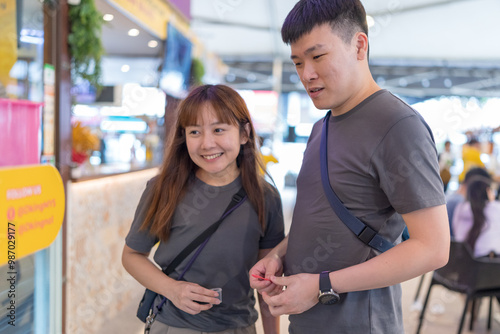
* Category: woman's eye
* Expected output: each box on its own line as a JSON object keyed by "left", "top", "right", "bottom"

{"left": 214, "top": 128, "right": 224, "bottom": 133}
{"left": 188, "top": 130, "right": 199, "bottom": 135}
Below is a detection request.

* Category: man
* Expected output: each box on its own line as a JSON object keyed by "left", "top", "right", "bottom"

{"left": 249, "top": 0, "right": 450, "bottom": 333}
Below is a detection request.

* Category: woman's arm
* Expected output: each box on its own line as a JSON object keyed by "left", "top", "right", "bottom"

{"left": 122, "top": 244, "right": 220, "bottom": 314}
{"left": 256, "top": 248, "right": 280, "bottom": 334}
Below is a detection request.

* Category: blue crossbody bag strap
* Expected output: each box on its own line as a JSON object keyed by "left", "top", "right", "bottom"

{"left": 320, "top": 111, "right": 394, "bottom": 253}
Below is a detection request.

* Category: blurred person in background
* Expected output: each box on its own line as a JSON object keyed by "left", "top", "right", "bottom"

{"left": 446, "top": 167, "right": 492, "bottom": 236}
{"left": 459, "top": 138, "right": 485, "bottom": 183}
{"left": 452, "top": 176, "right": 500, "bottom": 258}
{"left": 438, "top": 140, "right": 454, "bottom": 193}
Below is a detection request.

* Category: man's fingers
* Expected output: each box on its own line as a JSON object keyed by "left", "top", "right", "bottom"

{"left": 270, "top": 275, "right": 290, "bottom": 287}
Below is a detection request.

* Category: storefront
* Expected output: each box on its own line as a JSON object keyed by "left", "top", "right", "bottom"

{"left": 1, "top": 0, "right": 226, "bottom": 331}
{"left": 0, "top": 1, "right": 64, "bottom": 333}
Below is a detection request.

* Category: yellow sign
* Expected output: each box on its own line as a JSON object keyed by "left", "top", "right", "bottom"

{"left": 0, "top": 165, "right": 65, "bottom": 265}
{"left": 0, "top": 0, "right": 17, "bottom": 87}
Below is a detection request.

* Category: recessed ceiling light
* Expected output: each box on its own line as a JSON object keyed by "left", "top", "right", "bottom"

{"left": 128, "top": 29, "right": 140, "bottom": 37}
{"left": 148, "top": 40, "right": 158, "bottom": 48}
{"left": 121, "top": 64, "right": 130, "bottom": 72}
{"left": 103, "top": 14, "right": 114, "bottom": 22}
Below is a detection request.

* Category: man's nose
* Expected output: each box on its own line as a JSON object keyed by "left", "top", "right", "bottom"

{"left": 302, "top": 62, "right": 318, "bottom": 82}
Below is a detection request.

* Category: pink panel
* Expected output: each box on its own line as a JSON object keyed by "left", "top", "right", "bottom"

{"left": 0, "top": 99, "right": 42, "bottom": 167}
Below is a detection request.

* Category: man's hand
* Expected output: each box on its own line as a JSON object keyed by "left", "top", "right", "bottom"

{"left": 262, "top": 273, "right": 319, "bottom": 316}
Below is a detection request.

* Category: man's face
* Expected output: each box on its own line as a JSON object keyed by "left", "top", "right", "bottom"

{"left": 290, "top": 23, "right": 361, "bottom": 113}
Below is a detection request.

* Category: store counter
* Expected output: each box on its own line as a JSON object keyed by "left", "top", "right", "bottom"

{"left": 66, "top": 167, "right": 158, "bottom": 333}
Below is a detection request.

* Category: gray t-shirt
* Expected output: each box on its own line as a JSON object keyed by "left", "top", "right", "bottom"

{"left": 284, "top": 90, "right": 445, "bottom": 334}
{"left": 126, "top": 176, "right": 284, "bottom": 331}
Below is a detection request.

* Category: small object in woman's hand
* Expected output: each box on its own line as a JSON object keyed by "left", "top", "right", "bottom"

{"left": 252, "top": 274, "right": 271, "bottom": 281}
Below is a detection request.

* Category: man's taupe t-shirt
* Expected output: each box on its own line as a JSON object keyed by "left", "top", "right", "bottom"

{"left": 284, "top": 90, "right": 445, "bottom": 333}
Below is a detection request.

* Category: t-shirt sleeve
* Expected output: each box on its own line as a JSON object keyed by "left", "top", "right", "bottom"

{"left": 125, "top": 178, "right": 159, "bottom": 253}
{"left": 259, "top": 185, "right": 285, "bottom": 249}
{"left": 371, "top": 114, "right": 446, "bottom": 214}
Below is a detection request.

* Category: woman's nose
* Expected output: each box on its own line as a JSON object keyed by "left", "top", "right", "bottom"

{"left": 201, "top": 133, "right": 216, "bottom": 149}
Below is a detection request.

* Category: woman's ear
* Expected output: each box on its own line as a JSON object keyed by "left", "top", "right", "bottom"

{"left": 240, "top": 123, "right": 251, "bottom": 145}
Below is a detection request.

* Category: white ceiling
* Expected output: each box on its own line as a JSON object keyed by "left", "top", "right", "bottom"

{"left": 189, "top": 0, "right": 500, "bottom": 61}
{"left": 95, "top": 0, "right": 500, "bottom": 97}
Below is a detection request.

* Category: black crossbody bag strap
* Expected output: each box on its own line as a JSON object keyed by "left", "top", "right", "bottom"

{"left": 144, "top": 187, "right": 247, "bottom": 332}
{"left": 320, "top": 111, "right": 394, "bottom": 253}
{"left": 163, "top": 186, "right": 247, "bottom": 275}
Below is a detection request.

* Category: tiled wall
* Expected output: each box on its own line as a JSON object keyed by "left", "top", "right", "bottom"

{"left": 66, "top": 168, "right": 158, "bottom": 334}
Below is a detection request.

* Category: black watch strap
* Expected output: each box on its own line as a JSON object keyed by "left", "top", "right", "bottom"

{"left": 319, "top": 271, "right": 332, "bottom": 292}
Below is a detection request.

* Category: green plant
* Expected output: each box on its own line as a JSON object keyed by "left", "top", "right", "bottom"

{"left": 67, "top": 0, "right": 104, "bottom": 90}
{"left": 190, "top": 58, "right": 205, "bottom": 87}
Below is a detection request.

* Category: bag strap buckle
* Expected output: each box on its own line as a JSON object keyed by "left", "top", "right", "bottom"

{"left": 144, "top": 311, "right": 156, "bottom": 333}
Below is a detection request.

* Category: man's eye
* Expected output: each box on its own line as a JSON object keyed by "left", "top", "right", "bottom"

{"left": 294, "top": 62, "right": 302, "bottom": 67}
{"left": 313, "top": 54, "right": 325, "bottom": 60}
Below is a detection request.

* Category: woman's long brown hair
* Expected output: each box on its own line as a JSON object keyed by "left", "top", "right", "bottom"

{"left": 465, "top": 177, "right": 491, "bottom": 250}
{"left": 141, "top": 84, "right": 270, "bottom": 241}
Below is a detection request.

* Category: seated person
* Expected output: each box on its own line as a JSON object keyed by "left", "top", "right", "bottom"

{"left": 446, "top": 167, "right": 491, "bottom": 236}
{"left": 452, "top": 176, "right": 500, "bottom": 258}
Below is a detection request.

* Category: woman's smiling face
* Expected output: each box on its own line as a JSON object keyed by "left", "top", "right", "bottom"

{"left": 185, "top": 103, "right": 248, "bottom": 186}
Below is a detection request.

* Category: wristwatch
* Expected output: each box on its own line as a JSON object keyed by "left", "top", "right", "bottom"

{"left": 318, "top": 271, "right": 340, "bottom": 305}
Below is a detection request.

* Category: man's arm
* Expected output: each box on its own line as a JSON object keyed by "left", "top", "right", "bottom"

{"left": 263, "top": 205, "right": 450, "bottom": 315}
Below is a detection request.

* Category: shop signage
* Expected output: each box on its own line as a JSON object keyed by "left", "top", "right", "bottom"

{"left": 0, "top": 0, "right": 17, "bottom": 87}
{"left": 0, "top": 165, "right": 65, "bottom": 265}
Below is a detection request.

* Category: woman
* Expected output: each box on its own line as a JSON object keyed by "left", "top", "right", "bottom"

{"left": 452, "top": 175, "right": 500, "bottom": 257}
{"left": 123, "top": 85, "right": 284, "bottom": 334}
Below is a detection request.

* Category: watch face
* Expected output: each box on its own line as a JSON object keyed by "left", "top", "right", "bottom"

{"left": 319, "top": 292, "right": 339, "bottom": 305}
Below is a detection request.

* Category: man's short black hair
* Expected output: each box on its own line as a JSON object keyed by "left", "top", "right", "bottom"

{"left": 281, "top": 0, "right": 368, "bottom": 45}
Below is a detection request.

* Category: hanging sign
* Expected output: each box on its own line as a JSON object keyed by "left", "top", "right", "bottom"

{"left": 0, "top": 0, "right": 17, "bottom": 87}
{"left": 1, "top": 165, "right": 65, "bottom": 265}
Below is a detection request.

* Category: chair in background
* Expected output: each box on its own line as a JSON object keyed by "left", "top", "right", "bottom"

{"left": 416, "top": 241, "right": 500, "bottom": 334}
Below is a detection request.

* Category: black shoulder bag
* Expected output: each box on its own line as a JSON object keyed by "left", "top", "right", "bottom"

{"left": 137, "top": 187, "right": 247, "bottom": 332}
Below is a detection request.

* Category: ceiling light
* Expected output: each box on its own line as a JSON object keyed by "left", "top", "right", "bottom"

{"left": 103, "top": 14, "right": 114, "bottom": 22}
{"left": 121, "top": 64, "right": 130, "bottom": 73}
{"left": 366, "top": 15, "right": 375, "bottom": 28}
{"left": 148, "top": 40, "right": 158, "bottom": 48}
{"left": 128, "top": 29, "right": 140, "bottom": 37}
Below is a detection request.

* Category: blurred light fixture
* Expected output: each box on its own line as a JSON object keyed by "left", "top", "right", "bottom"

{"left": 421, "top": 78, "right": 430, "bottom": 88}
{"left": 128, "top": 29, "right": 140, "bottom": 37}
{"left": 103, "top": 14, "right": 114, "bottom": 21}
{"left": 148, "top": 40, "right": 158, "bottom": 48}
{"left": 366, "top": 15, "right": 375, "bottom": 28}
{"left": 121, "top": 64, "right": 130, "bottom": 73}
{"left": 444, "top": 78, "right": 453, "bottom": 88}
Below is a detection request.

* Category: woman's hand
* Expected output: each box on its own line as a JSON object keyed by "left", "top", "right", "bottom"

{"left": 250, "top": 253, "right": 284, "bottom": 296}
{"left": 166, "top": 280, "right": 221, "bottom": 315}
